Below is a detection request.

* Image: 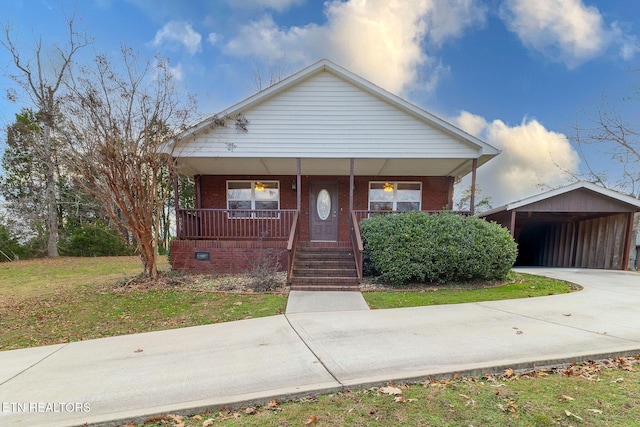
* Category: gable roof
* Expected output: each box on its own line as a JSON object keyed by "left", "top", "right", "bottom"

{"left": 168, "top": 59, "right": 500, "bottom": 177}
{"left": 481, "top": 181, "right": 640, "bottom": 217}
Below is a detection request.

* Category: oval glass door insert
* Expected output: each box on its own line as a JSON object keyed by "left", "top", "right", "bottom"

{"left": 317, "top": 189, "right": 331, "bottom": 220}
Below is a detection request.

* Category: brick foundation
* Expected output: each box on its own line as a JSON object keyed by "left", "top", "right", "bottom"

{"left": 170, "top": 239, "right": 288, "bottom": 274}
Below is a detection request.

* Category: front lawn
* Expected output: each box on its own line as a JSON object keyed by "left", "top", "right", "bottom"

{"left": 0, "top": 257, "right": 574, "bottom": 351}
{"left": 0, "top": 257, "right": 287, "bottom": 351}
{"left": 362, "top": 271, "right": 575, "bottom": 309}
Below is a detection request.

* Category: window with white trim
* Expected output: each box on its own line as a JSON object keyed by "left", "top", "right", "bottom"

{"left": 227, "top": 181, "right": 279, "bottom": 217}
{"left": 368, "top": 182, "right": 421, "bottom": 211}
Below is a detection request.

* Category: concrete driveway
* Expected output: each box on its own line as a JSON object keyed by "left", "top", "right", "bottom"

{"left": 1, "top": 268, "right": 639, "bottom": 426}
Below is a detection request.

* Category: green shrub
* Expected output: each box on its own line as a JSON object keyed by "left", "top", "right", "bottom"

{"left": 360, "top": 211, "right": 517, "bottom": 286}
{"left": 0, "top": 224, "right": 29, "bottom": 261}
{"left": 60, "top": 222, "right": 134, "bottom": 257}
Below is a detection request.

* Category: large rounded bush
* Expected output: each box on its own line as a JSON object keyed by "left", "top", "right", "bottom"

{"left": 361, "top": 211, "right": 517, "bottom": 286}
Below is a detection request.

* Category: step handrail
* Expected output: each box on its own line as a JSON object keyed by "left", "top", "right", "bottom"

{"left": 286, "top": 211, "right": 300, "bottom": 283}
{"left": 350, "top": 211, "right": 364, "bottom": 281}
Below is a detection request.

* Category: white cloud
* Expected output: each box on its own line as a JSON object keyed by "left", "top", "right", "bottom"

{"left": 152, "top": 21, "right": 202, "bottom": 55}
{"left": 168, "top": 62, "right": 183, "bottom": 81}
{"left": 223, "top": 0, "right": 486, "bottom": 95}
{"left": 425, "top": 0, "right": 488, "bottom": 46}
{"left": 207, "top": 32, "right": 219, "bottom": 45}
{"left": 500, "top": 0, "right": 636, "bottom": 68}
{"left": 453, "top": 111, "right": 580, "bottom": 206}
{"left": 226, "top": 0, "right": 304, "bottom": 13}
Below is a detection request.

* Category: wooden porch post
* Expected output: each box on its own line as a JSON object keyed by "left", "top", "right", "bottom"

{"left": 621, "top": 212, "right": 635, "bottom": 270}
{"left": 447, "top": 176, "right": 454, "bottom": 210}
{"left": 296, "top": 158, "right": 301, "bottom": 211}
{"left": 470, "top": 158, "right": 477, "bottom": 216}
{"left": 349, "top": 158, "right": 355, "bottom": 213}
{"left": 172, "top": 159, "right": 180, "bottom": 240}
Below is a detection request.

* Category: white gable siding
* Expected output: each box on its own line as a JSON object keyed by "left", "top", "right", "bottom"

{"left": 177, "top": 72, "right": 480, "bottom": 159}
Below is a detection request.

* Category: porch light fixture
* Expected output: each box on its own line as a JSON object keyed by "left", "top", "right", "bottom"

{"left": 255, "top": 181, "right": 265, "bottom": 191}
{"left": 291, "top": 180, "right": 297, "bottom": 191}
{"left": 383, "top": 182, "right": 394, "bottom": 192}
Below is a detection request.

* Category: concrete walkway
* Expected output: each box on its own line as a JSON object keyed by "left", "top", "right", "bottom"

{"left": 1, "top": 268, "right": 639, "bottom": 427}
{"left": 285, "top": 290, "right": 369, "bottom": 313}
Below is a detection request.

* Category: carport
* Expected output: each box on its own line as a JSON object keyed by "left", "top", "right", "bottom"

{"left": 481, "top": 182, "right": 640, "bottom": 270}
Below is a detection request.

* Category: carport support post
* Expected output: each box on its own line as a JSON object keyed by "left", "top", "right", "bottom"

{"left": 622, "top": 212, "right": 634, "bottom": 270}
{"left": 470, "top": 158, "right": 477, "bottom": 216}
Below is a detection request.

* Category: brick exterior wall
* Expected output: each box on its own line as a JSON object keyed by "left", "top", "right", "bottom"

{"left": 170, "top": 239, "right": 288, "bottom": 274}
{"left": 195, "top": 174, "right": 453, "bottom": 242}
{"left": 171, "top": 174, "right": 454, "bottom": 273}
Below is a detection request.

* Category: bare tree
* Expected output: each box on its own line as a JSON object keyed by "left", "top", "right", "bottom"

{"left": 455, "top": 184, "right": 493, "bottom": 214}
{"left": 572, "top": 94, "right": 640, "bottom": 199}
{"left": 572, "top": 92, "right": 640, "bottom": 269}
{"left": 1, "top": 15, "right": 90, "bottom": 257}
{"left": 62, "top": 47, "right": 196, "bottom": 279}
{"left": 251, "top": 57, "right": 289, "bottom": 91}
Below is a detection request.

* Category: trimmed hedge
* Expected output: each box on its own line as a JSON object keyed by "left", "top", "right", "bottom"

{"left": 361, "top": 211, "right": 518, "bottom": 286}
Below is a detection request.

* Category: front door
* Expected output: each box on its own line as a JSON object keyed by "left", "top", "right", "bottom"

{"left": 309, "top": 182, "right": 339, "bottom": 241}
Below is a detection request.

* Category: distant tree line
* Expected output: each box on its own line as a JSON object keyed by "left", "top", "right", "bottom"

{"left": 0, "top": 13, "right": 197, "bottom": 279}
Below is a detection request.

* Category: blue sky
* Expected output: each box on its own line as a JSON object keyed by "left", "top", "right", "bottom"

{"left": 1, "top": 0, "right": 639, "bottom": 206}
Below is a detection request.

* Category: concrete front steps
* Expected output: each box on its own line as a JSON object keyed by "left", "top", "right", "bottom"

{"left": 290, "top": 245, "right": 360, "bottom": 291}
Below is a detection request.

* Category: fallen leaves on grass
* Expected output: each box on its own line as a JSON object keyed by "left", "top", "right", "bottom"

{"left": 265, "top": 399, "right": 280, "bottom": 410}
{"left": 564, "top": 409, "right": 584, "bottom": 420}
{"left": 379, "top": 385, "right": 403, "bottom": 395}
{"left": 497, "top": 399, "right": 518, "bottom": 413}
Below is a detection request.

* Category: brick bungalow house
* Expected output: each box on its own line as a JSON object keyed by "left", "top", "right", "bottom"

{"left": 166, "top": 59, "right": 500, "bottom": 289}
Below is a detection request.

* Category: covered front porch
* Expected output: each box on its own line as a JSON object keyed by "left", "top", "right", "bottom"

{"left": 170, "top": 157, "right": 482, "bottom": 285}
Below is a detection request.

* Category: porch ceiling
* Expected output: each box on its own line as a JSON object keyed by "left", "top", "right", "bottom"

{"left": 176, "top": 157, "right": 484, "bottom": 178}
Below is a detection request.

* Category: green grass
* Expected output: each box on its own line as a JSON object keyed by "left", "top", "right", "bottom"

{"left": 0, "top": 256, "right": 152, "bottom": 300}
{"left": 0, "top": 256, "right": 287, "bottom": 350}
{"left": 139, "top": 357, "right": 640, "bottom": 427}
{"left": 363, "top": 272, "right": 575, "bottom": 309}
{"left": 0, "top": 259, "right": 573, "bottom": 352}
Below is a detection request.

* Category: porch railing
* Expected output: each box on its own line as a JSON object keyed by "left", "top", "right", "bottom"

{"left": 177, "top": 209, "right": 298, "bottom": 240}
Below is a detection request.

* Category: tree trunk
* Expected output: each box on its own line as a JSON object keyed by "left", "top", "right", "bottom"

{"left": 139, "top": 237, "right": 158, "bottom": 279}
{"left": 43, "top": 121, "right": 59, "bottom": 257}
